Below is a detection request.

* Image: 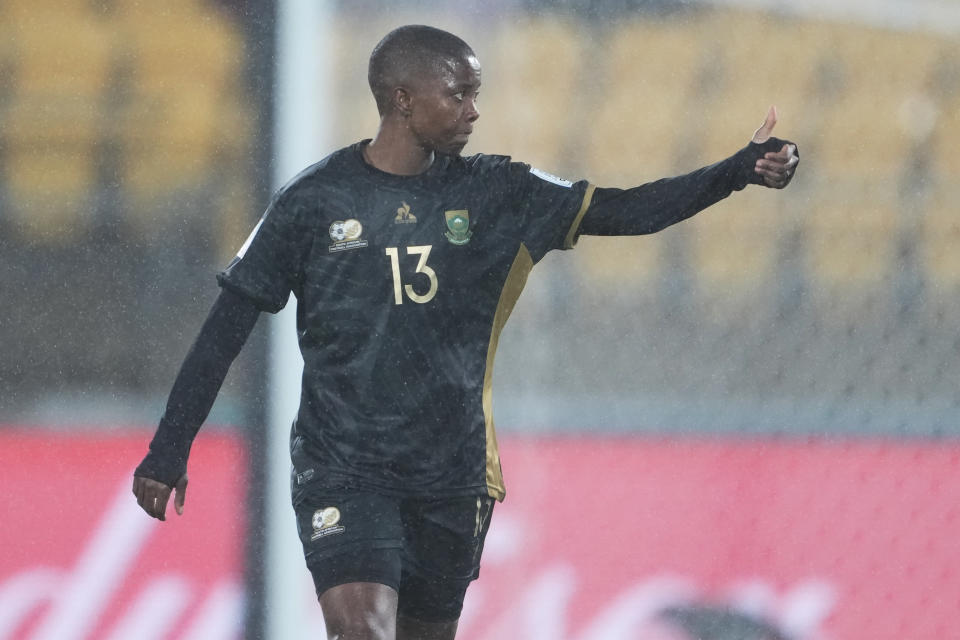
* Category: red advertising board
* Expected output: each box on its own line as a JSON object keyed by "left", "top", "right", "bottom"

{"left": 457, "top": 438, "right": 960, "bottom": 640}
{"left": 0, "top": 429, "right": 246, "bottom": 640}
{"left": 4, "top": 432, "right": 958, "bottom": 639}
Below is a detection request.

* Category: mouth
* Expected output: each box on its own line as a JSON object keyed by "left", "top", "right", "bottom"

{"left": 442, "top": 130, "right": 473, "bottom": 155}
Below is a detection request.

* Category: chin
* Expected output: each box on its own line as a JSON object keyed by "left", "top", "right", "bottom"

{"left": 442, "top": 142, "right": 468, "bottom": 157}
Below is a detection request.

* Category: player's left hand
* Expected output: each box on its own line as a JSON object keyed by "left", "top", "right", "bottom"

{"left": 751, "top": 105, "right": 799, "bottom": 189}
{"left": 132, "top": 473, "right": 188, "bottom": 521}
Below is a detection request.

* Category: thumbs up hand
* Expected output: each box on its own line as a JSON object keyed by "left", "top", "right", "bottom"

{"left": 751, "top": 106, "right": 799, "bottom": 189}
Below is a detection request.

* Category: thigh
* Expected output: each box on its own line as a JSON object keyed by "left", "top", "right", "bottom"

{"left": 292, "top": 486, "right": 404, "bottom": 597}
{"left": 398, "top": 495, "right": 495, "bottom": 623}
{"left": 321, "top": 582, "right": 398, "bottom": 640}
{"left": 396, "top": 615, "right": 458, "bottom": 640}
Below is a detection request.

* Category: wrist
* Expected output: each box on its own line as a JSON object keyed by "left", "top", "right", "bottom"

{"left": 135, "top": 444, "right": 188, "bottom": 488}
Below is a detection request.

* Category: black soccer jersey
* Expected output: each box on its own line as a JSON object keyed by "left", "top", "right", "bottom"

{"left": 219, "top": 141, "right": 594, "bottom": 500}
{"left": 135, "top": 136, "right": 790, "bottom": 495}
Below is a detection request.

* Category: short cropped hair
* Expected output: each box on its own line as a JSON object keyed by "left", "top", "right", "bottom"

{"left": 368, "top": 25, "right": 475, "bottom": 115}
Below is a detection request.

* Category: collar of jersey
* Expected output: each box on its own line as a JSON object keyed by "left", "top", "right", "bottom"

{"left": 353, "top": 139, "right": 451, "bottom": 185}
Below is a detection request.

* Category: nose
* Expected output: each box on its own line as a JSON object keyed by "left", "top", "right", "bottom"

{"left": 465, "top": 97, "right": 479, "bottom": 123}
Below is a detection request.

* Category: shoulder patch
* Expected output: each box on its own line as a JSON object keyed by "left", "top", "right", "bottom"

{"left": 530, "top": 167, "right": 573, "bottom": 188}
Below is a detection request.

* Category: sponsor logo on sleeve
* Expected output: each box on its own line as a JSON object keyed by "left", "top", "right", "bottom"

{"left": 328, "top": 219, "right": 369, "bottom": 253}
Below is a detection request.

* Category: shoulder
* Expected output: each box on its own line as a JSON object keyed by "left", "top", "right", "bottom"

{"left": 263, "top": 143, "right": 366, "bottom": 223}
{"left": 458, "top": 152, "right": 525, "bottom": 174}
{"left": 457, "top": 153, "right": 581, "bottom": 190}
{"left": 447, "top": 153, "right": 533, "bottom": 189}
{"left": 276, "top": 144, "right": 359, "bottom": 199}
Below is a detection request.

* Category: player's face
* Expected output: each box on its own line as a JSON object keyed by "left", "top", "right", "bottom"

{"left": 409, "top": 54, "right": 481, "bottom": 156}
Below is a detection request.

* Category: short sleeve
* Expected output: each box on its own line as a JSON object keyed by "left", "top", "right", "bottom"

{"left": 510, "top": 163, "right": 595, "bottom": 263}
{"left": 217, "top": 190, "right": 309, "bottom": 313}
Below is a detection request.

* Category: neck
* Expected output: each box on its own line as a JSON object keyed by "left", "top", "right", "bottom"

{"left": 363, "top": 119, "right": 434, "bottom": 176}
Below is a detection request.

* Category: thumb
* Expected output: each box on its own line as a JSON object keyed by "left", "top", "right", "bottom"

{"left": 174, "top": 473, "right": 188, "bottom": 516}
{"left": 751, "top": 105, "right": 778, "bottom": 143}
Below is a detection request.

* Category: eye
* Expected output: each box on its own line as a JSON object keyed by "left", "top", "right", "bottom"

{"left": 452, "top": 91, "right": 478, "bottom": 104}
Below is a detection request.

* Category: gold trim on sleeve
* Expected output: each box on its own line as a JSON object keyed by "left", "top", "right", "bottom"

{"left": 481, "top": 243, "right": 535, "bottom": 501}
{"left": 563, "top": 182, "right": 596, "bottom": 250}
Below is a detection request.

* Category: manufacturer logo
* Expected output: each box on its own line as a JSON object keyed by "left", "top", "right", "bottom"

{"left": 395, "top": 201, "right": 417, "bottom": 224}
{"left": 295, "top": 468, "right": 314, "bottom": 486}
{"left": 444, "top": 210, "right": 472, "bottom": 245}
{"left": 328, "top": 219, "right": 368, "bottom": 253}
{"left": 311, "top": 506, "right": 345, "bottom": 540}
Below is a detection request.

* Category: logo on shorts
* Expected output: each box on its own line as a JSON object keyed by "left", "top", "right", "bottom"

{"left": 444, "top": 210, "right": 472, "bottom": 245}
{"left": 311, "top": 506, "right": 345, "bottom": 540}
{"left": 329, "top": 219, "right": 369, "bottom": 253}
{"left": 295, "top": 468, "right": 314, "bottom": 485}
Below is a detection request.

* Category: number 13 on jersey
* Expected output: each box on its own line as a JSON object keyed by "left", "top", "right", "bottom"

{"left": 385, "top": 245, "right": 438, "bottom": 304}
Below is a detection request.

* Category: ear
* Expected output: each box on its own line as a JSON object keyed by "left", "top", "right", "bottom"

{"left": 393, "top": 87, "right": 413, "bottom": 117}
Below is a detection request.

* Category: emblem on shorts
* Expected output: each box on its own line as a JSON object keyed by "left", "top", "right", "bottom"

{"left": 329, "top": 219, "right": 368, "bottom": 253}
{"left": 296, "top": 468, "right": 314, "bottom": 485}
{"left": 395, "top": 201, "right": 417, "bottom": 224}
{"left": 444, "top": 210, "right": 471, "bottom": 245}
{"left": 311, "top": 506, "right": 345, "bottom": 540}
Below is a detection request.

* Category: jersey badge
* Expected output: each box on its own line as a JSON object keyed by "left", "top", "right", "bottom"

{"left": 444, "top": 210, "right": 472, "bottom": 245}
{"left": 394, "top": 201, "right": 417, "bottom": 224}
{"left": 328, "top": 219, "right": 368, "bottom": 253}
{"left": 310, "top": 506, "right": 345, "bottom": 540}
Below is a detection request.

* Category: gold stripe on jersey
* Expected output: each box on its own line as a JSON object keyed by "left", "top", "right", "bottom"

{"left": 482, "top": 242, "right": 535, "bottom": 501}
{"left": 563, "top": 183, "right": 597, "bottom": 250}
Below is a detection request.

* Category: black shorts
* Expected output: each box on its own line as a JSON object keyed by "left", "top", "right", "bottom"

{"left": 292, "top": 484, "right": 495, "bottom": 623}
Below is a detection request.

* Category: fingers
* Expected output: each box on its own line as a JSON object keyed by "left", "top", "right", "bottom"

{"left": 754, "top": 163, "right": 791, "bottom": 188}
{"left": 174, "top": 474, "right": 188, "bottom": 516}
{"left": 751, "top": 105, "right": 778, "bottom": 143}
{"left": 132, "top": 475, "right": 173, "bottom": 521}
{"left": 754, "top": 143, "right": 799, "bottom": 189}
{"left": 773, "top": 143, "right": 797, "bottom": 163}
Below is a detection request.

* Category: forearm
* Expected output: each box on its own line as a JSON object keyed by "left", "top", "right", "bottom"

{"left": 580, "top": 138, "right": 787, "bottom": 236}
{"left": 135, "top": 288, "right": 260, "bottom": 486}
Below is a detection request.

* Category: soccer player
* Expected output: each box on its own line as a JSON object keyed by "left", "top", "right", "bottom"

{"left": 132, "top": 24, "right": 798, "bottom": 640}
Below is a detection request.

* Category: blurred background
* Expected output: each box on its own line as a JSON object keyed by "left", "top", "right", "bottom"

{"left": 2, "top": 0, "right": 959, "bottom": 639}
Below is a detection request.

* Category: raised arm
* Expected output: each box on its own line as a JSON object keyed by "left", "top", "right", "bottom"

{"left": 132, "top": 287, "right": 260, "bottom": 520}
{"left": 580, "top": 106, "right": 799, "bottom": 237}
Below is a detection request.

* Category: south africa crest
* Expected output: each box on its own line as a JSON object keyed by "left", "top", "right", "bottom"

{"left": 444, "top": 210, "right": 472, "bottom": 245}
